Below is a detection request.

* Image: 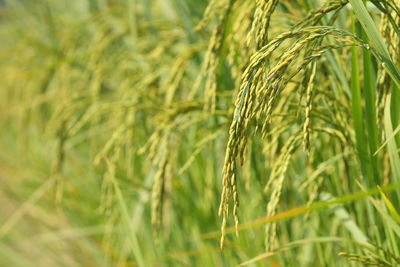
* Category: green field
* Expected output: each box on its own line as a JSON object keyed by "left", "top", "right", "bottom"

{"left": 1, "top": 0, "right": 400, "bottom": 266}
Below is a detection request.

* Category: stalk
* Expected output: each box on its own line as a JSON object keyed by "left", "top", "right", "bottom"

{"left": 361, "top": 29, "right": 381, "bottom": 185}
{"left": 350, "top": 19, "right": 373, "bottom": 185}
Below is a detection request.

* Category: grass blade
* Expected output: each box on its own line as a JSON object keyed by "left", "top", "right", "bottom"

{"left": 107, "top": 159, "right": 146, "bottom": 267}
{"left": 384, "top": 95, "right": 400, "bottom": 183}
{"left": 361, "top": 29, "right": 380, "bottom": 184}
{"left": 349, "top": 0, "right": 400, "bottom": 87}
{"left": 351, "top": 19, "right": 373, "bottom": 184}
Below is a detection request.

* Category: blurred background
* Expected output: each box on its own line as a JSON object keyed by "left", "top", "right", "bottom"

{"left": 1, "top": 1, "right": 400, "bottom": 266}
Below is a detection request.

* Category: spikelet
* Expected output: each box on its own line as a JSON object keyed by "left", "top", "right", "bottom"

{"left": 227, "top": 1, "right": 254, "bottom": 87}
{"left": 179, "top": 129, "right": 224, "bottom": 174}
{"left": 247, "top": 0, "right": 280, "bottom": 49}
{"left": 203, "top": 0, "right": 235, "bottom": 112}
{"left": 314, "top": 127, "right": 348, "bottom": 145}
{"left": 256, "top": 32, "right": 333, "bottom": 135}
{"left": 101, "top": 150, "right": 122, "bottom": 250}
{"left": 338, "top": 252, "right": 392, "bottom": 267}
{"left": 242, "top": 139, "right": 252, "bottom": 191}
{"left": 219, "top": 26, "right": 359, "bottom": 249}
{"left": 195, "top": 0, "right": 224, "bottom": 31}
{"left": 164, "top": 45, "right": 203, "bottom": 106}
{"left": 302, "top": 62, "right": 317, "bottom": 154}
{"left": 94, "top": 106, "right": 137, "bottom": 165}
{"left": 99, "top": 152, "right": 120, "bottom": 215}
{"left": 294, "top": 0, "right": 349, "bottom": 29}
{"left": 151, "top": 153, "right": 168, "bottom": 236}
{"left": 264, "top": 134, "right": 301, "bottom": 251}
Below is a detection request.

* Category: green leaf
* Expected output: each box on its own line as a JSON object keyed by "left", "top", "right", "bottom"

{"left": 349, "top": 0, "right": 400, "bottom": 87}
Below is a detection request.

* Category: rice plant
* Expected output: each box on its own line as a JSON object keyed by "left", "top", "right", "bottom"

{"left": 0, "top": 0, "right": 400, "bottom": 266}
